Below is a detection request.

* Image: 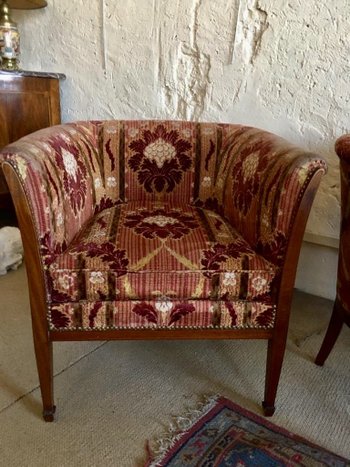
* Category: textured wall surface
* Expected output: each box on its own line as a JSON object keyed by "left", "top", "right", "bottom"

{"left": 13, "top": 0, "right": 349, "bottom": 296}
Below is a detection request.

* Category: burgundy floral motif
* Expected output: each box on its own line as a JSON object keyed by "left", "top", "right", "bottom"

{"left": 45, "top": 258, "right": 75, "bottom": 302}
{"left": 41, "top": 232, "right": 67, "bottom": 266}
{"left": 201, "top": 241, "right": 253, "bottom": 278}
{"left": 89, "top": 302, "right": 103, "bottom": 328}
{"left": 256, "top": 231, "right": 287, "bottom": 266}
{"left": 72, "top": 242, "right": 128, "bottom": 274}
{"left": 105, "top": 139, "right": 116, "bottom": 171}
{"left": 214, "top": 218, "right": 223, "bottom": 231}
{"left": 41, "top": 235, "right": 73, "bottom": 303}
{"left": 133, "top": 302, "right": 158, "bottom": 324}
{"left": 132, "top": 301, "right": 195, "bottom": 325}
{"left": 193, "top": 197, "right": 224, "bottom": 216}
{"left": 124, "top": 208, "right": 198, "bottom": 239}
{"left": 47, "top": 276, "right": 74, "bottom": 303}
{"left": 231, "top": 142, "right": 272, "bottom": 215}
{"left": 49, "top": 135, "right": 88, "bottom": 215}
{"left": 201, "top": 244, "right": 227, "bottom": 278}
{"left": 128, "top": 124, "right": 192, "bottom": 193}
{"left": 82, "top": 138, "right": 96, "bottom": 171}
{"left": 45, "top": 161, "right": 60, "bottom": 200}
{"left": 169, "top": 303, "right": 195, "bottom": 325}
{"left": 94, "top": 196, "right": 116, "bottom": 214}
{"left": 224, "top": 301, "right": 237, "bottom": 326}
{"left": 51, "top": 309, "right": 70, "bottom": 328}
{"left": 250, "top": 289, "right": 273, "bottom": 304}
{"left": 256, "top": 307, "right": 275, "bottom": 327}
{"left": 98, "top": 291, "right": 108, "bottom": 300}
{"left": 205, "top": 139, "right": 215, "bottom": 171}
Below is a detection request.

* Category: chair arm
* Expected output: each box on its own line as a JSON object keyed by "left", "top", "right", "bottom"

{"left": 215, "top": 126, "right": 327, "bottom": 266}
{"left": 0, "top": 122, "right": 105, "bottom": 265}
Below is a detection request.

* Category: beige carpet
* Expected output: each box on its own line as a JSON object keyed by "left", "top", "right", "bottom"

{"left": 0, "top": 266, "right": 349, "bottom": 466}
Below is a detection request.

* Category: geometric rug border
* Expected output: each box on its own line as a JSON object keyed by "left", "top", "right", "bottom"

{"left": 145, "top": 395, "right": 350, "bottom": 467}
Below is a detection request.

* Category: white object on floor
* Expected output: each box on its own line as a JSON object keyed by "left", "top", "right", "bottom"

{"left": 0, "top": 226, "right": 23, "bottom": 275}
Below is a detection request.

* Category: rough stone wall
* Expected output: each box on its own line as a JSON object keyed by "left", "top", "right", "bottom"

{"left": 13, "top": 0, "right": 349, "bottom": 243}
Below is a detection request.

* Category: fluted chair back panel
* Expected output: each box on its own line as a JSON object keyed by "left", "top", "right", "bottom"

{"left": 3, "top": 120, "right": 324, "bottom": 269}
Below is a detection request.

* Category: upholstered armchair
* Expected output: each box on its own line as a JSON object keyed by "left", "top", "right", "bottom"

{"left": 315, "top": 135, "right": 350, "bottom": 365}
{"left": 0, "top": 120, "right": 326, "bottom": 421}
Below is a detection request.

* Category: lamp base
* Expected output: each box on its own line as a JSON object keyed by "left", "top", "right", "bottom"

{"left": 0, "top": 1, "right": 20, "bottom": 70}
{"left": 1, "top": 56, "right": 19, "bottom": 70}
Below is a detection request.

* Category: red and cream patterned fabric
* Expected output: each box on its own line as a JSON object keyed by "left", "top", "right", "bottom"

{"left": 47, "top": 201, "right": 277, "bottom": 330}
{"left": 0, "top": 120, "right": 326, "bottom": 331}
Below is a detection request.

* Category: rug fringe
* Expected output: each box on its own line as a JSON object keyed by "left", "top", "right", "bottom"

{"left": 146, "top": 394, "right": 220, "bottom": 467}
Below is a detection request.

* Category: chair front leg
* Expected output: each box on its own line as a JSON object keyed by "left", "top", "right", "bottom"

{"left": 33, "top": 335, "right": 55, "bottom": 422}
{"left": 263, "top": 334, "right": 288, "bottom": 417}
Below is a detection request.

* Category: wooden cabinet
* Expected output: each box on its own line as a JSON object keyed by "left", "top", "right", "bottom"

{"left": 0, "top": 70, "right": 65, "bottom": 211}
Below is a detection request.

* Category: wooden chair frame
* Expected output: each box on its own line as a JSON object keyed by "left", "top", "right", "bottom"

{"left": 3, "top": 161, "right": 324, "bottom": 422}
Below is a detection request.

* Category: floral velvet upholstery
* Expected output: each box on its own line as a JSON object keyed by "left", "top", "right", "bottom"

{"left": 1, "top": 120, "right": 326, "bottom": 332}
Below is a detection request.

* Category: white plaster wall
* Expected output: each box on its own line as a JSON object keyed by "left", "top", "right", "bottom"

{"left": 295, "top": 242, "right": 337, "bottom": 300}
{"left": 12, "top": 0, "right": 348, "bottom": 298}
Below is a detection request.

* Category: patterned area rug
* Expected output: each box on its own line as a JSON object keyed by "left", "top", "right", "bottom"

{"left": 145, "top": 396, "right": 349, "bottom": 466}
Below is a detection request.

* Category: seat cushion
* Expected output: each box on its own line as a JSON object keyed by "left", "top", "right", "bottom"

{"left": 47, "top": 202, "right": 279, "bottom": 330}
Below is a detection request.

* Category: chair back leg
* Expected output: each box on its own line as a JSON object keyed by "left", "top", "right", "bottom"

{"left": 315, "top": 299, "right": 345, "bottom": 366}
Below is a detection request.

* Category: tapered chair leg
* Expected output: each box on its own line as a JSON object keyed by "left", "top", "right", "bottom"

{"left": 33, "top": 338, "right": 55, "bottom": 422}
{"left": 263, "top": 337, "right": 287, "bottom": 417}
{"left": 315, "top": 301, "right": 344, "bottom": 366}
